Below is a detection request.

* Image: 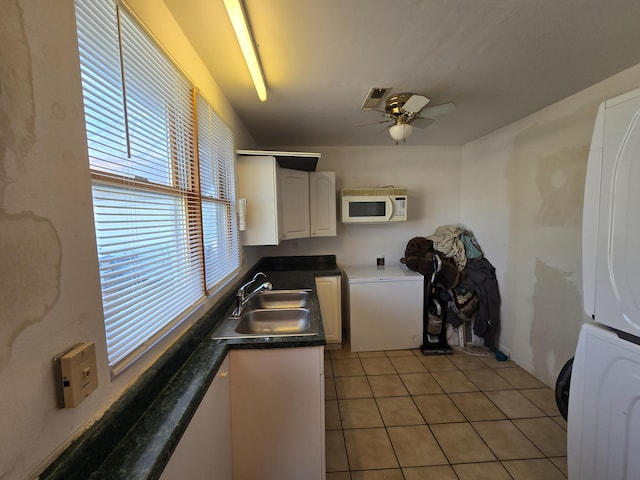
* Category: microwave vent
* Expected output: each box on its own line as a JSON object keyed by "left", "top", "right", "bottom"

{"left": 342, "top": 187, "right": 408, "bottom": 197}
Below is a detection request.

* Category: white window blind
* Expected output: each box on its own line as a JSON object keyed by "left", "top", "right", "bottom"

{"left": 196, "top": 95, "right": 240, "bottom": 291}
{"left": 75, "top": 0, "right": 239, "bottom": 370}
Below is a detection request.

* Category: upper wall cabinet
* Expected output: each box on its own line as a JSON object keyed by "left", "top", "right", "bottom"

{"left": 279, "top": 168, "right": 310, "bottom": 240}
{"left": 237, "top": 152, "right": 336, "bottom": 246}
{"left": 310, "top": 172, "right": 337, "bottom": 237}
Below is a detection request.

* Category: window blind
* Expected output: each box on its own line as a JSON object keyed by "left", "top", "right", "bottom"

{"left": 196, "top": 94, "right": 240, "bottom": 291}
{"left": 75, "top": 0, "right": 238, "bottom": 370}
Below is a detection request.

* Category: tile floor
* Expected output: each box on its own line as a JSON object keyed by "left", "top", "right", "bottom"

{"left": 325, "top": 344, "right": 567, "bottom": 480}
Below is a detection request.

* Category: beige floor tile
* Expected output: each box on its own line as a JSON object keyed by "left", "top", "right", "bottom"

{"left": 326, "top": 400, "right": 342, "bottom": 430}
{"left": 430, "top": 423, "right": 496, "bottom": 464}
{"left": 326, "top": 430, "right": 349, "bottom": 472}
{"left": 414, "top": 394, "right": 466, "bottom": 424}
{"left": 453, "top": 462, "right": 514, "bottom": 480}
{"left": 472, "top": 420, "right": 543, "bottom": 460}
{"left": 339, "top": 398, "right": 384, "bottom": 429}
{"left": 431, "top": 370, "right": 479, "bottom": 393}
{"left": 326, "top": 377, "right": 337, "bottom": 400}
{"left": 361, "top": 357, "right": 396, "bottom": 375}
{"left": 463, "top": 368, "right": 512, "bottom": 391}
{"left": 495, "top": 367, "right": 547, "bottom": 389}
{"left": 387, "top": 425, "right": 448, "bottom": 467}
{"left": 502, "top": 458, "right": 567, "bottom": 479}
{"left": 357, "top": 350, "right": 387, "bottom": 358}
{"left": 331, "top": 348, "right": 360, "bottom": 359}
{"left": 479, "top": 356, "right": 518, "bottom": 369}
{"left": 368, "top": 374, "right": 409, "bottom": 397}
{"left": 386, "top": 349, "right": 416, "bottom": 357}
{"left": 389, "top": 355, "right": 427, "bottom": 373}
{"left": 550, "top": 456, "right": 568, "bottom": 475}
{"left": 351, "top": 469, "right": 404, "bottom": 480}
{"left": 403, "top": 465, "right": 458, "bottom": 480}
{"left": 520, "top": 387, "right": 560, "bottom": 416}
{"left": 343, "top": 428, "right": 399, "bottom": 470}
{"left": 327, "top": 472, "right": 351, "bottom": 480}
{"left": 485, "top": 390, "right": 545, "bottom": 418}
{"left": 449, "top": 392, "right": 506, "bottom": 421}
{"left": 325, "top": 358, "right": 334, "bottom": 377}
{"left": 376, "top": 396, "right": 425, "bottom": 426}
{"left": 513, "top": 417, "right": 567, "bottom": 457}
{"left": 333, "top": 358, "right": 365, "bottom": 377}
{"left": 552, "top": 415, "right": 567, "bottom": 430}
{"left": 449, "top": 352, "right": 488, "bottom": 370}
{"left": 419, "top": 355, "right": 457, "bottom": 372}
{"left": 335, "top": 376, "right": 373, "bottom": 399}
{"left": 400, "top": 372, "right": 444, "bottom": 395}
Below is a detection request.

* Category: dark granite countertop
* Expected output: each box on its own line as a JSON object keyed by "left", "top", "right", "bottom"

{"left": 40, "top": 255, "right": 339, "bottom": 480}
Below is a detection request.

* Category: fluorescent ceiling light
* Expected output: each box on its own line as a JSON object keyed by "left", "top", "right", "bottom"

{"left": 223, "top": 0, "right": 267, "bottom": 102}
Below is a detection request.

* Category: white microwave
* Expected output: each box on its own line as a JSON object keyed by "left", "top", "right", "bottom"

{"left": 341, "top": 188, "right": 408, "bottom": 223}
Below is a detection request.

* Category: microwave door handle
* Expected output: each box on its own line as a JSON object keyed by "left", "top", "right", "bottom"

{"left": 384, "top": 197, "right": 393, "bottom": 221}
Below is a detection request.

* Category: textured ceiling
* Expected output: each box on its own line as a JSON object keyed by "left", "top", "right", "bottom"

{"left": 164, "top": 0, "right": 640, "bottom": 146}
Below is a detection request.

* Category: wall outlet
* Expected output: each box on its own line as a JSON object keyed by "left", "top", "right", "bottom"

{"left": 54, "top": 342, "right": 98, "bottom": 408}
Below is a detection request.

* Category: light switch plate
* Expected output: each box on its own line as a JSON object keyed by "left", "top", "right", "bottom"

{"left": 55, "top": 342, "right": 98, "bottom": 408}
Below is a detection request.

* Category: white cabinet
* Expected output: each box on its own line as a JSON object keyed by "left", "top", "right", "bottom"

{"left": 316, "top": 275, "right": 342, "bottom": 344}
{"left": 230, "top": 346, "right": 325, "bottom": 480}
{"left": 160, "top": 355, "right": 232, "bottom": 480}
{"left": 237, "top": 155, "right": 281, "bottom": 246}
{"left": 237, "top": 153, "right": 336, "bottom": 245}
{"left": 310, "top": 172, "right": 336, "bottom": 237}
{"left": 279, "top": 168, "right": 310, "bottom": 240}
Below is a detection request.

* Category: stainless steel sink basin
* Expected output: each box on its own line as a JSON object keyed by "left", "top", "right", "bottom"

{"left": 235, "top": 308, "right": 311, "bottom": 335}
{"left": 211, "top": 289, "right": 318, "bottom": 339}
{"left": 245, "top": 289, "right": 310, "bottom": 309}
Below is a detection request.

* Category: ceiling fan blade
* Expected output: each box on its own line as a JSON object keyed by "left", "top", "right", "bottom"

{"left": 420, "top": 102, "right": 455, "bottom": 118}
{"left": 401, "top": 94, "right": 430, "bottom": 113}
{"left": 354, "top": 119, "right": 393, "bottom": 127}
{"left": 412, "top": 117, "right": 435, "bottom": 129}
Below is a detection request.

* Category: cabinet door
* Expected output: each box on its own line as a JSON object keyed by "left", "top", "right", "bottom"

{"left": 160, "top": 355, "right": 232, "bottom": 480}
{"left": 279, "top": 168, "right": 310, "bottom": 240}
{"left": 230, "top": 346, "right": 325, "bottom": 480}
{"left": 310, "top": 172, "right": 336, "bottom": 237}
{"left": 315, "top": 275, "right": 342, "bottom": 344}
{"left": 237, "top": 155, "right": 280, "bottom": 246}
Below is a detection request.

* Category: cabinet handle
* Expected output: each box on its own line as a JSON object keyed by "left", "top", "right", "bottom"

{"left": 219, "top": 371, "right": 229, "bottom": 378}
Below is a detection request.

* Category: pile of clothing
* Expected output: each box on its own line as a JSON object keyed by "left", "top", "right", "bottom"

{"left": 401, "top": 225, "right": 501, "bottom": 350}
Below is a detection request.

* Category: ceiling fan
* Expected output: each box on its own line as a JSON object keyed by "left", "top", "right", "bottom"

{"left": 360, "top": 90, "right": 455, "bottom": 143}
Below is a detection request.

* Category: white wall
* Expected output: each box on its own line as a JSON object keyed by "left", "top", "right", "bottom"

{"left": 3, "top": 0, "right": 640, "bottom": 477}
{"left": 257, "top": 145, "right": 462, "bottom": 268}
{"left": 461, "top": 63, "right": 640, "bottom": 386}
{"left": 0, "top": 2, "right": 256, "bottom": 479}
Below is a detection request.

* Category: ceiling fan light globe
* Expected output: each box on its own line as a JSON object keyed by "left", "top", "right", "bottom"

{"left": 389, "top": 123, "right": 413, "bottom": 142}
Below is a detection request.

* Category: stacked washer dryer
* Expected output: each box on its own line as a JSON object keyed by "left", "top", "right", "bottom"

{"left": 567, "top": 87, "right": 640, "bottom": 479}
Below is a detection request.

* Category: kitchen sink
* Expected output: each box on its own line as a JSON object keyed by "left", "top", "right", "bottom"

{"left": 246, "top": 289, "right": 310, "bottom": 310}
{"left": 211, "top": 289, "right": 318, "bottom": 339}
{"left": 235, "top": 308, "right": 311, "bottom": 335}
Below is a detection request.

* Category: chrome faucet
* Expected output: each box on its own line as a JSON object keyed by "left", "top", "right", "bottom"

{"left": 233, "top": 271, "right": 272, "bottom": 316}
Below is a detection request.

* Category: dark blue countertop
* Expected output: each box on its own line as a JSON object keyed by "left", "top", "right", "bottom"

{"left": 40, "top": 255, "right": 339, "bottom": 480}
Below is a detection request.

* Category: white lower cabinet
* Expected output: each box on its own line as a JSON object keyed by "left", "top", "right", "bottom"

{"left": 230, "top": 346, "right": 325, "bottom": 480}
{"left": 315, "top": 275, "right": 342, "bottom": 344}
{"left": 160, "top": 355, "right": 232, "bottom": 480}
